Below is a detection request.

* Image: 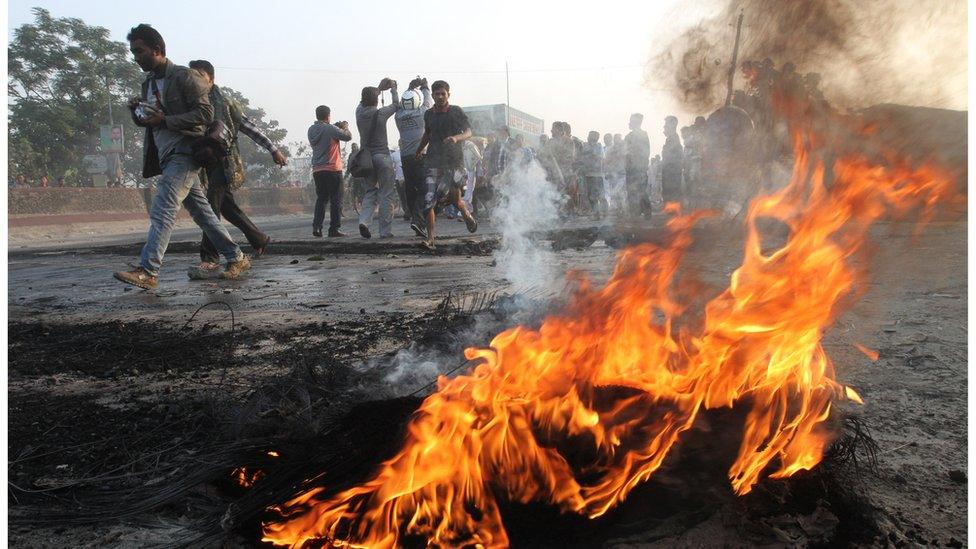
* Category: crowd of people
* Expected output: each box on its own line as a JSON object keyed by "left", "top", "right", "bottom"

{"left": 102, "top": 22, "right": 762, "bottom": 290}
{"left": 329, "top": 109, "right": 713, "bottom": 231}
{"left": 8, "top": 174, "right": 69, "bottom": 188}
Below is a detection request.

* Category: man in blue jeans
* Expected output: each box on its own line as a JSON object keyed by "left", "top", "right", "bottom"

{"left": 113, "top": 24, "right": 248, "bottom": 290}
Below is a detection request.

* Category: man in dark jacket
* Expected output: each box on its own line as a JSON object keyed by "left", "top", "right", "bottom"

{"left": 113, "top": 24, "right": 248, "bottom": 289}
{"left": 625, "top": 113, "right": 650, "bottom": 216}
{"left": 661, "top": 115, "right": 684, "bottom": 204}
{"left": 186, "top": 60, "right": 286, "bottom": 280}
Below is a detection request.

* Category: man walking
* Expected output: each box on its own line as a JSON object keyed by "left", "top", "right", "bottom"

{"left": 356, "top": 78, "right": 399, "bottom": 238}
{"left": 185, "top": 60, "right": 286, "bottom": 279}
{"left": 661, "top": 115, "right": 684, "bottom": 204}
{"left": 416, "top": 80, "right": 477, "bottom": 251}
{"left": 114, "top": 24, "right": 248, "bottom": 289}
{"left": 580, "top": 130, "right": 607, "bottom": 218}
{"left": 625, "top": 113, "right": 650, "bottom": 216}
{"left": 394, "top": 77, "right": 433, "bottom": 238}
{"left": 308, "top": 105, "right": 352, "bottom": 237}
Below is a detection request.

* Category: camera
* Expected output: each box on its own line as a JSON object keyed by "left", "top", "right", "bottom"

{"left": 134, "top": 101, "right": 157, "bottom": 123}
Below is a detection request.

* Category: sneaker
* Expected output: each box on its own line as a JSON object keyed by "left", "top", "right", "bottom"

{"left": 254, "top": 236, "right": 271, "bottom": 257}
{"left": 420, "top": 240, "right": 436, "bottom": 251}
{"left": 312, "top": 229, "right": 323, "bottom": 238}
{"left": 114, "top": 267, "right": 157, "bottom": 290}
{"left": 221, "top": 255, "right": 252, "bottom": 279}
{"left": 328, "top": 229, "right": 347, "bottom": 237}
{"left": 359, "top": 224, "right": 372, "bottom": 239}
{"left": 187, "top": 261, "right": 221, "bottom": 280}
{"left": 464, "top": 215, "right": 478, "bottom": 234}
{"left": 410, "top": 223, "right": 428, "bottom": 239}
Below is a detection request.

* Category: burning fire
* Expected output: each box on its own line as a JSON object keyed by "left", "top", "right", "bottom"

{"left": 262, "top": 130, "right": 956, "bottom": 547}
{"left": 233, "top": 466, "right": 265, "bottom": 489}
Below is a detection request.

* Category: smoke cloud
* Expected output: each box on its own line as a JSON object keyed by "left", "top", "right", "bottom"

{"left": 650, "top": 0, "right": 967, "bottom": 113}
{"left": 491, "top": 158, "right": 564, "bottom": 291}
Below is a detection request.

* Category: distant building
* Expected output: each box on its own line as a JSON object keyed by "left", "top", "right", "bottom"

{"left": 462, "top": 104, "right": 544, "bottom": 147}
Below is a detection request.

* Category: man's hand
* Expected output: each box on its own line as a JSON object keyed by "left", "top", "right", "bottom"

{"left": 271, "top": 150, "right": 287, "bottom": 166}
{"left": 378, "top": 77, "right": 394, "bottom": 91}
{"left": 415, "top": 150, "right": 425, "bottom": 161}
{"left": 443, "top": 135, "right": 457, "bottom": 145}
{"left": 127, "top": 97, "right": 141, "bottom": 110}
{"left": 337, "top": 121, "right": 349, "bottom": 130}
{"left": 144, "top": 107, "right": 165, "bottom": 127}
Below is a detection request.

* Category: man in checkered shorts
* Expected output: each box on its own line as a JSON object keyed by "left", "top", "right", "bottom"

{"left": 415, "top": 80, "right": 477, "bottom": 251}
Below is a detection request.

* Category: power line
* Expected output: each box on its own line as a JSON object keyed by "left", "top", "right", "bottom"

{"left": 214, "top": 64, "right": 646, "bottom": 75}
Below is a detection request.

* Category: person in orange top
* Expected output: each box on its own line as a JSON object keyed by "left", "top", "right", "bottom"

{"left": 308, "top": 105, "right": 352, "bottom": 237}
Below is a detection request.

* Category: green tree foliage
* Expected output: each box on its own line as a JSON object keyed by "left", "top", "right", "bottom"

{"left": 8, "top": 8, "right": 143, "bottom": 183}
{"left": 220, "top": 86, "right": 290, "bottom": 187}
{"left": 8, "top": 8, "right": 290, "bottom": 187}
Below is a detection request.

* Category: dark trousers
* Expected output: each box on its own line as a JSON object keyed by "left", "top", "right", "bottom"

{"left": 201, "top": 166, "right": 267, "bottom": 263}
{"left": 402, "top": 154, "right": 426, "bottom": 226}
{"left": 473, "top": 176, "right": 494, "bottom": 218}
{"left": 661, "top": 164, "right": 683, "bottom": 203}
{"left": 313, "top": 170, "right": 343, "bottom": 232}
{"left": 625, "top": 169, "right": 648, "bottom": 215}
{"left": 584, "top": 176, "right": 608, "bottom": 215}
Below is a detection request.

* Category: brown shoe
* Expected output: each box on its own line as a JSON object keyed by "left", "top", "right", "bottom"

{"left": 114, "top": 267, "right": 157, "bottom": 290}
{"left": 221, "top": 255, "right": 252, "bottom": 279}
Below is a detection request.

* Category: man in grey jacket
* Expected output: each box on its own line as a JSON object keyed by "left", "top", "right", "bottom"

{"left": 113, "top": 24, "right": 248, "bottom": 290}
{"left": 355, "top": 78, "right": 398, "bottom": 238}
{"left": 308, "top": 105, "right": 352, "bottom": 237}
{"left": 395, "top": 77, "right": 433, "bottom": 238}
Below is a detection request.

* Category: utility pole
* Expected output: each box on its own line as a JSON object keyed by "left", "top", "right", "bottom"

{"left": 725, "top": 10, "right": 744, "bottom": 107}
{"left": 505, "top": 60, "right": 511, "bottom": 107}
{"left": 106, "top": 76, "right": 114, "bottom": 125}
{"left": 505, "top": 60, "right": 511, "bottom": 125}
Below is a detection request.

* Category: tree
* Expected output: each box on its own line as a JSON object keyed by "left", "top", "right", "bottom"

{"left": 220, "top": 87, "right": 289, "bottom": 187}
{"left": 8, "top": 8, "right": 143, "bottom": 183}
{"left": 8, "top": 8, "right": 290, "bottom": 187}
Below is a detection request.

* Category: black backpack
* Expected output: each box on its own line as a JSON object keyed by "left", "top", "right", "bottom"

{"left": 348, "top": 111, "right": 379, "bottom": 178}
{"left": 191, "top": 120, "right": 233, "bottom": 168}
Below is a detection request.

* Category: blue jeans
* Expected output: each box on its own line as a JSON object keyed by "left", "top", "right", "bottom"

{"left": 140, "top": 154, "right": 242, "bottom": 276}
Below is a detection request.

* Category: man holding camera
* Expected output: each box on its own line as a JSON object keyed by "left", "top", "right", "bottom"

{"left": 355, "top": 78, "right": 399, "bottom": 238}
{"left": 113, "top": 24, "right": 247, "bottom": 290}
{"left": 309, "top": 106, "right": 353, "bottom": 237}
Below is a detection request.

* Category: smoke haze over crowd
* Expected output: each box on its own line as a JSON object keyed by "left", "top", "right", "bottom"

{"left": 651, "top": 0, "right": 967, "bottom": 113}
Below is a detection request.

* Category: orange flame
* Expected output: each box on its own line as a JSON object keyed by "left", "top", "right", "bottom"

{"left": 233, "top": 466, "right": 264, "bottom": 489}
{"left": 855, "top": 343, "right": 880, "bottom": 362}
{"left": 261, "top": 131, "right": 956, "bottom": 547}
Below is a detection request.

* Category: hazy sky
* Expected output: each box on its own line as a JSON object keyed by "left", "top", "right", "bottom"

{"left": 8, "top": 0, "right": 715, "bottom": 154}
